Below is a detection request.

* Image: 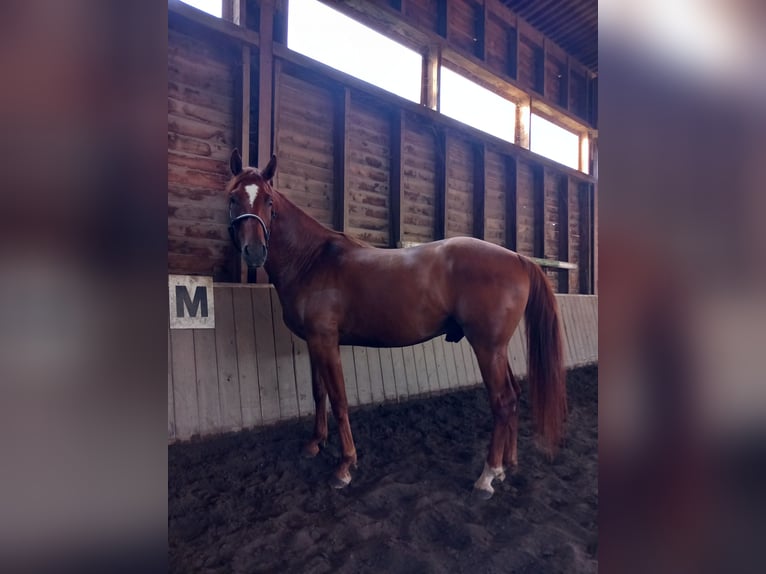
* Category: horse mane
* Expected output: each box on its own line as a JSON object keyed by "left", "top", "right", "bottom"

{"left": 271, "top": 186, "right": 373, "bottom": 250}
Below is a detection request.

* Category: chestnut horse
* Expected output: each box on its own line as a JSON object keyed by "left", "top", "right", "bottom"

{"left": 226, "top": 150, "right": 566, "bottom": 499}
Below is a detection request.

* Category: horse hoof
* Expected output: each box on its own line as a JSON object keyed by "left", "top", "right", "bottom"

{"left": 329, "top": 474, "right": 351, "bottom": 489}
{"left": 472, "top": 487, "right": 494, "bottom": 501}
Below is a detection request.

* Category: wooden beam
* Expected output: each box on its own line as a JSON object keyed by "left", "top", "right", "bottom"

{"left": 168, "top": 0, "right": 260, "bottom": 49}
{"left": 389, "top": 109, "right": 404, "bottom": 248}
{"left": 505, "top": 155, "right": 517, "bottom": 251}
{"left": 527, "top": 257, "right": 577, "bottom": 270}
{"left": 473, "top": 143, "right": 486, "bottom": 239}
{"left": 557, "top": 175, "right": 569, "bottom": 293}
{"left": 333, "top": 88, "right": 351, "bottom": 232}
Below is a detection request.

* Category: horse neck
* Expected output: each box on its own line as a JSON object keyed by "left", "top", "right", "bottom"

{"left": 263, "top": 191, "right": 336, "bottom": 289}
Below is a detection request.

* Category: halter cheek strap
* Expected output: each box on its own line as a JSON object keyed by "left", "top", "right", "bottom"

{"left": 228, "top": 213, "right": 270, "bottom": 252}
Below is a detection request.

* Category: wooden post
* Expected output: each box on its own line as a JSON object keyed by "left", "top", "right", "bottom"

{"left": 562, "top": 56, "right": 571, "bottom": 110}
{"left": 435, "top": 130, "right": 448, "bottom": 240}
{"left": 233, "top": 45, "right": 252, "bottom": 284}
{"left": 422, "top": 44, "right": 441, "bottom": 110}
{"left": 475, "top": 1, "right": 486, "bottom": 60}
{"left": 578, "top": 181, "right": 592, "bottom": 294}
{"left": 592, "top": 182, "right": 597, "bottom": 294}
{"left": 473, "top": 143, "right": 486, "bottom": 239}
{"left": 257, "top": 0, "right": 275, "bottom": 168}
{"left": 389, "top": 109, "right": 404, "bottom": 248}
{"left": 517, "top": 96, "right": 531, "bottom": 149}
{"left": 505, "top": 155, "right": 517, "bottom": 250}
{"left": 534, "top": 41, "right": 545, "bottom": 95}
{"left": 333, "top": 87, "right": 350, "bottom": 232}
{"left": 437, "top": 1, "right": 449, "bottom": 38}
{"left": 557, "top": 175, "right": 569, "bottom": 293}
{"left": 233, "top": 0, "right": 246, "bottom": 26}
{"left": 255, "top": 0, "right": 275, "bottom": 284}
{"left": 222, "top": 0, "right": 234, "bottom": 22}
{"left": 508, "top": 23, "right": 518, "bottom": 80}
{"left": 533, "top": 164, "right": 544, "bottom": 258}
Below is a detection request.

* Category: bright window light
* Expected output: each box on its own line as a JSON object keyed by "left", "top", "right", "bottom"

{"left": 440, "top": 67, "right": 516, "bottom": 143}
{"left": 179, "top": 0, "right": 222, "bottom": 18}
{"left": 288, "top": 0, "right": 421, "bottom": 103}
{"left": 530, "top": 114, "right": 580, "bottom": 170}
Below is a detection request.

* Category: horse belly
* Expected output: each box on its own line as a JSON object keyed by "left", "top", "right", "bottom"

{"left": 339, "top": 291, "right": 448, "bottom": 348}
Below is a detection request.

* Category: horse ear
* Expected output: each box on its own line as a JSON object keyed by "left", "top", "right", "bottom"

{"left": 230, "top": 149, "right": 243, "bottom": 175}
{"left": 261, "top": 154, "right": 277, "bottom": 182}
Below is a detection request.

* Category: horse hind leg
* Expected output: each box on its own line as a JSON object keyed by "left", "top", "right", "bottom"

{"left": 503, "top": 361, "right": 520, "bottom": 472}
{"left": 303, "top": 362, "right": 328, "bottom": 458}
{"left": 472, "top": 344, "right": 518, "bottom": 499}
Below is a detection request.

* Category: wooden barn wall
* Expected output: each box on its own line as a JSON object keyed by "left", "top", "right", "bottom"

{"left": 569, "top": 70, "right": 588, "bottom": 120}
{"left": 484, "top": 149, "right": 507, "bottom": 246}
{"left": 401, "top": 114, "right": 437, "bottom": 243}
{"left": 168, "top": 285, "right": 598, "bottom": 442}
{"left": 449, "top": 0, "right": 481, "bottom": 58}
{"left": 485, "top": 12, "right": 514, "bottom": 78}
{"left": 273, "top": 68, "right": 337, "bottom": 227}
{"left": 543, "top": 167, "right": 563, "bottom": 285}
{"left": 545, "top": 52, "right": 567, "bottom": 107}
{"left": 404, "top": 0, "right": 440, "bottom": 34}
{"left": 167, "top": 1, "right": 597, "bottom": 293}
{"left": 445, "top": 136, "right": 475, "bottom": 237}
{"left": 346, "top": 93, "right": 391, "bottom": 246}
{"left": 167, "top": 27, "right": 239, "bottom": 281}
{"left": 518, "top": 34, "right": 541, "bottom": 93}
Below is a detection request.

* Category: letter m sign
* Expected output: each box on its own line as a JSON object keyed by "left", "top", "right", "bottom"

{"left": 169, "top": 275, "right": 215, "bottom": 329}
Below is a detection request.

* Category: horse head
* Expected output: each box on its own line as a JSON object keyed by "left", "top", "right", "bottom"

{"left": 226, "top": 149, "right": 278, "bottom": 268}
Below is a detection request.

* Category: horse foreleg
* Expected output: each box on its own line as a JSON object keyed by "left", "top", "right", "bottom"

{"left": 303, "top": 361, "right": 328, "bottom": 458}
{"left": 308, "top": 339, "right": 357, "bottom": 488}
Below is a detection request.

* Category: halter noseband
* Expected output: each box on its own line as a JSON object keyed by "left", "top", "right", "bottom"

{"left": 228, "top": 213, "right": 270, "bottom": 252}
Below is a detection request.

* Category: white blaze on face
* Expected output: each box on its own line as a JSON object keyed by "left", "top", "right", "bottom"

{"left": 245, "top": 184, "right": 260, "bottom": 209}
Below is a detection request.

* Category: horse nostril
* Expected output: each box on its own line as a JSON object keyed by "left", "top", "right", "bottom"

{"left": 243, "top": 245, "right": 250, "bottom": 256}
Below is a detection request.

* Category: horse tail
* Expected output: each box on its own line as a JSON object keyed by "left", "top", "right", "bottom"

{"left": 521, "top": 256, "right": 567, "bottom": 458}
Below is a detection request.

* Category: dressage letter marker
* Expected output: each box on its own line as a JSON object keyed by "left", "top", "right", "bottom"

{"left": 169, "top": 275, "right": 215, "bottom": 329}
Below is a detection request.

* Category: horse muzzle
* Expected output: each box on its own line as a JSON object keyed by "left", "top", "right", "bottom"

{"left": 242, "top": 243, "right": 268, "bottom": 268}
